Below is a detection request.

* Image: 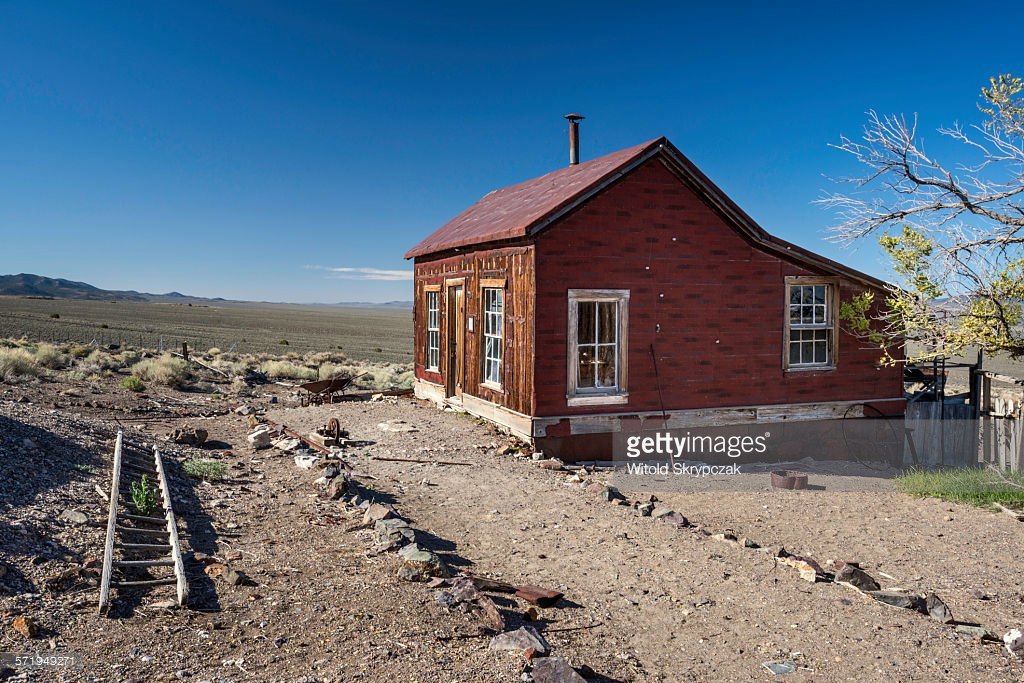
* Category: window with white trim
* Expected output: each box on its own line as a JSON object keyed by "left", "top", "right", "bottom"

{"left": 786, "top": 281, "right": 834, "bottom": 368}
{"left": 567, "top": 289, "right": 629, "bottom": 405}
{"left": 425, "top": 291, "right": 439, "bottom": 371}
{"left": 482, "top": 288, "right": 503, "bottom": 386}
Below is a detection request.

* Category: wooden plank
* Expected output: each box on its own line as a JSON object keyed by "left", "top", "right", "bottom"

{"left": 153, "top": 446, "right": 189, "bottom": 608}
{"left": 98, "top": 431, "right": 123, "bottom": 614}
{"left": 113, "top": 558, "right": 174, "bottom": 567}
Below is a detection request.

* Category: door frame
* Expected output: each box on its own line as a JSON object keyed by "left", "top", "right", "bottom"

{"left": 444, "top": 279, "right": 466, "bottom": 399}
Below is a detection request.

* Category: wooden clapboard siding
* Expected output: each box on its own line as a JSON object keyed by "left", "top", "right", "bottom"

{"left": 412, "top": 244, "right": 536, "bottom": 416}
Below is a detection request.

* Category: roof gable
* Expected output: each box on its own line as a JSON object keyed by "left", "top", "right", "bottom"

{"left": 404, "top": 138, "right": 664, "bottom": 259}
{"left": 405, "top": 137, "right": 888, "bottom": 290}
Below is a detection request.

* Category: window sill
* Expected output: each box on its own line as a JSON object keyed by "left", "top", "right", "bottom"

{"left": 566, "top": 392, "right": 629, "bottom": 407}
{"left": 784, "top": 365, "right": 836, "bottom": 373}
{"left": 480, "top": 382, "right": 504, "bottom": 394}
{"left": 425, "top": 366, "right": 440, "bottom": 373}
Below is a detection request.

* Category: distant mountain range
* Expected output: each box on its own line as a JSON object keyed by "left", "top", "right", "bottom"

{"left": 0, "top": 274, "right": 412, "bottom": 309}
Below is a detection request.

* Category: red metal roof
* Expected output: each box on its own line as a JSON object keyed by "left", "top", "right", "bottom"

{"left": 404, "top": 138, "right": 665, "bottom": 259}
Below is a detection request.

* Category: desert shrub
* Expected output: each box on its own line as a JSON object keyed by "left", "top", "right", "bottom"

{"left": 86, "top": 349, "right": 121, "bottom": 370}
{"left": 100, "top": 323, "right": 109, "bottom": 329}
{"left": 68, "top": 344, "right": 91, "bottom": 359}
{"left": 131, "top": 354, "right": 190, "bottom": 388}
{"left": 182, "top": 458, "right": 227, "bottom": 481}
{"left": 260, "top": 360, "right": 316, "bottom": 381}
{"left": 117, "top": 350, "right": 141, "bottom": 366}
{"left": 34, "top": 343, "right": 68, "bottom": 369}
{"left": 305, "top": 351, "right": 348, "bottom": 365}
{"left": 318, "top": 362, "right": 351, "bottom": 380}
{"left": 207, "top": 347, "right": 222, "bottom": 356}
{"left": 49, "top": 313, "right": 60, "bottom": 319}
{"left": 66, "top": 370, "right": 87, "bottom": 381}
{"left": 210, "top": 358, "right": 249, "bottom": 376}
{"left": 0, "top": 348, "right": 42, "bottom": 382}
{"left": 120, "top": 376, "right": 145, "bottom": 392}
{"left": 278, "top": 339, "right": 289, "bottom": 345}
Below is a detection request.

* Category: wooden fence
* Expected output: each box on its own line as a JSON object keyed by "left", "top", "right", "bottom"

{"left": 905, "top": 371, "right": 1024, "bottom": 470}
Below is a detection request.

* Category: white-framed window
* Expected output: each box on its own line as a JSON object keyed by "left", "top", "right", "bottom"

{"left": 567, "top": 289, "right": 629, "bottom": 406}
{"left": 785, "top": 279, "right": 836, "bottom": 370}
{"left": 425, "top": 290, "right": 439, "bottom": 371}
{"left": 482, "top": 287, "right": 503, "bottom": 387}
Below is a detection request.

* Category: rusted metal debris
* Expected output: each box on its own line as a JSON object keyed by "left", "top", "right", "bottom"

{"left": 298, "top": 375, "right": 368, "bottom": 406}
{"left": 371, "top": 456, "right": 473, "bottom": 467}
{"left": 464, "top": 573, "right": 564, "bottom": 607}
{"left": 771, "top": 470, "right": 808, "bottom": 490}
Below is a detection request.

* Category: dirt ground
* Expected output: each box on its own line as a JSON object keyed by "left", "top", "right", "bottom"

{"left": 2, "top": 373, "right": 1024, "bottom": 682}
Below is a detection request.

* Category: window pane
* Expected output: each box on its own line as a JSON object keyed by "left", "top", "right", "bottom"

{"left": 814, "top": 341, "right": 827, "bottom": 364}
{"left": 577, "top": 302, "right": 595, "bottom": 344}
{"left": 596, "top": 345, "right": 616, "bottom": 387}
{"left": 814, "top": 304, "right": 826, "bottom": 324}
{"left": 814, "top": 286, "right": 825, "bottom": 304}
{"left": 789, "top": 341, "right": 800, "bottom": 365}
{"left": 789, "top": 287, "right": 801, "bottom": 305}
{"left": 578, "top": 345, "right": 595, "bottom": 387}
{"left": 789, "top": 306, "right": 801, "bottom": 324}
{"left": 598, "top": 302, "right": 616, "bottom": 343}
{"left": 801, "top": 305, "right": 814, "bottom": 324}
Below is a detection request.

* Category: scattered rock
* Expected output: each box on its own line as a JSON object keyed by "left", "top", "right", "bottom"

{"left": 375, "top": 518, "right": 416, "bottom": 548}
{"left": 835, "top": 563, "right": 880, "bottom": 592}
{"left": 925, "top": 592, "right": 953, "bottom": 623}
{"left": 168, "top": 427, "right": 208, "bottom": 446}
{"left": 397, "top": 544, "right": 449, "bottom": 579}
{"left": 866, "top": 590, "right": 924, "bottom": 611}
{"left": 1004, "top": 628, "right": 1024, "bottom": 656}
{"left": 246, "top": 427, "right": 272, "bottom": 449}
{"left": 378, "top": 420, "right": 419, "bottom": 433}
{"left": 531, "top": 656, "right": 587, "bottom": 683}
{"left": 955, "top": 623, "right": 998, "bottom": 640}
{"left": 636, "top": 502, "right": 655, "bottom": 517}
{"left": 362, "top": 503, "right": 395, "bottom": 525}
{"left": 777, "top": 554, "right": 826, "bottom": 583}
{"left": 222, "top": 567, "right": 247, "bottom": 586}
{"left": 598, "top": 486, "right": 625, "bottom": 502}
{"left": 59, "top": 509, "right": 88, "bottom": 526}
{"left": 489, "top": 626, "right": 549, "bottom": 655}
{"left": 325, "top": 477, "right": 349, "bottom": 500}
{"left": 234, "top": 405, "right": 257, "bottom": 415}
{"left": 659, "top": 511, "right": 689, "bottom": 526}
{"left": 275, "top": 437, "right": 304, "bottom": 453}
{"left": 11, "top": 615, "right": 38, "bottom": 639}
{"left": 534, "top": 459, "right": 564, "bottom": 471}
{"left": 294, "top": 454, "right": 319, "bottom": 469}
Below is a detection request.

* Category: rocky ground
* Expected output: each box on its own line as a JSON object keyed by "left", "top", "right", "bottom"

{"left": 1, "top": 371, "right": 1024, "bottom": 682}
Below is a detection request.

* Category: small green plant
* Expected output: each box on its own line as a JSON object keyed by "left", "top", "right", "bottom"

{"left": 130, "top": 474, "right": 157, "bottom": 516}
{"left": 278, "top": 339, "right": 289, "bottom": 345}
{"left": 72, "top": 463, "right": 96, "bottom": 475}
{"left": 120, "top": 375, "right": 145, "bottom": 392}
{"left": 49, "top": 312, "right": 60, "bottom": 319}
{"left": 182, "top": 458, "right": 227, "bottom": 482}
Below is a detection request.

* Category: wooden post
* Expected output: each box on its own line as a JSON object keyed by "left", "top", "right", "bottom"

{"left": 181, "top": 342, "right": 189, "bottom": 361}
{"left": 98, "top": 431, "right": 123, "bottom": 614}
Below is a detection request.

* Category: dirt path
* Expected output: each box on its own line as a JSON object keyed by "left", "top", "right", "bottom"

{"left": 2, "top": 386, "right": 1023, "bottom": 681}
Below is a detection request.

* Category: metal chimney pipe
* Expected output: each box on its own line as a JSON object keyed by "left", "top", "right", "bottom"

{"left": 565, "top": 113, "right": 584, "bottom": 165}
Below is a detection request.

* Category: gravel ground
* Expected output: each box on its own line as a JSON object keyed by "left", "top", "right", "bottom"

{"left": 1, "top": 373, "right": 1023, "bottom": 682}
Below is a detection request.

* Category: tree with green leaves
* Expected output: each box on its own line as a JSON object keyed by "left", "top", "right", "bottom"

{"left": 823, "top": 75, "right": 1024, "bottom": 365}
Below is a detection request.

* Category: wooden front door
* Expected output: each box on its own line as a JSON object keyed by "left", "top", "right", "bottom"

{"left": 446, "top": 283, "right": 465, "bottom": 398}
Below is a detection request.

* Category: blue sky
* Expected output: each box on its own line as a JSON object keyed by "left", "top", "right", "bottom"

{"left": 1, "top": 1, "right": 1020, "bottom": 303}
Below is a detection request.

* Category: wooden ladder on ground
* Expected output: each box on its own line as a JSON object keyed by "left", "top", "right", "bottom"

{"left": 98, "top": 431, "right": 188, "bottom": 614}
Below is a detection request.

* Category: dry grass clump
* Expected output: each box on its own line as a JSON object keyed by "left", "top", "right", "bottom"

{"left": 207, "top": 347, "right": 222, "bottom": 356}
{"left": 85, "top": 349, "right": 123, "bottom": 371}
{"left": 305, "top": 350, "right": 348, "bottom": 365}
{"left": 131, "top": 354, "right": 190, "bottom": 388}
{"left": 0, "top": 348, "right": 42, "bottom": 382}
{"left": 34, "top": 343, "right": 69, "bottom": 369}
{"left": 260, "top": 360, "right": 317, "bottom": 381}
{"left": 68, "top": 344, "right": 91, "bottom": 359}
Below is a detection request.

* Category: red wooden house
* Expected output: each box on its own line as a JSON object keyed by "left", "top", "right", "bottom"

{"left": 404, "top": 126, "right": 904, "bottom": 460}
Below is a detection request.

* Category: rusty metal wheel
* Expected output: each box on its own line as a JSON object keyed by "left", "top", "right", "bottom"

{"left": 326, "top": 417, "right": 342, "bottom": 441}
